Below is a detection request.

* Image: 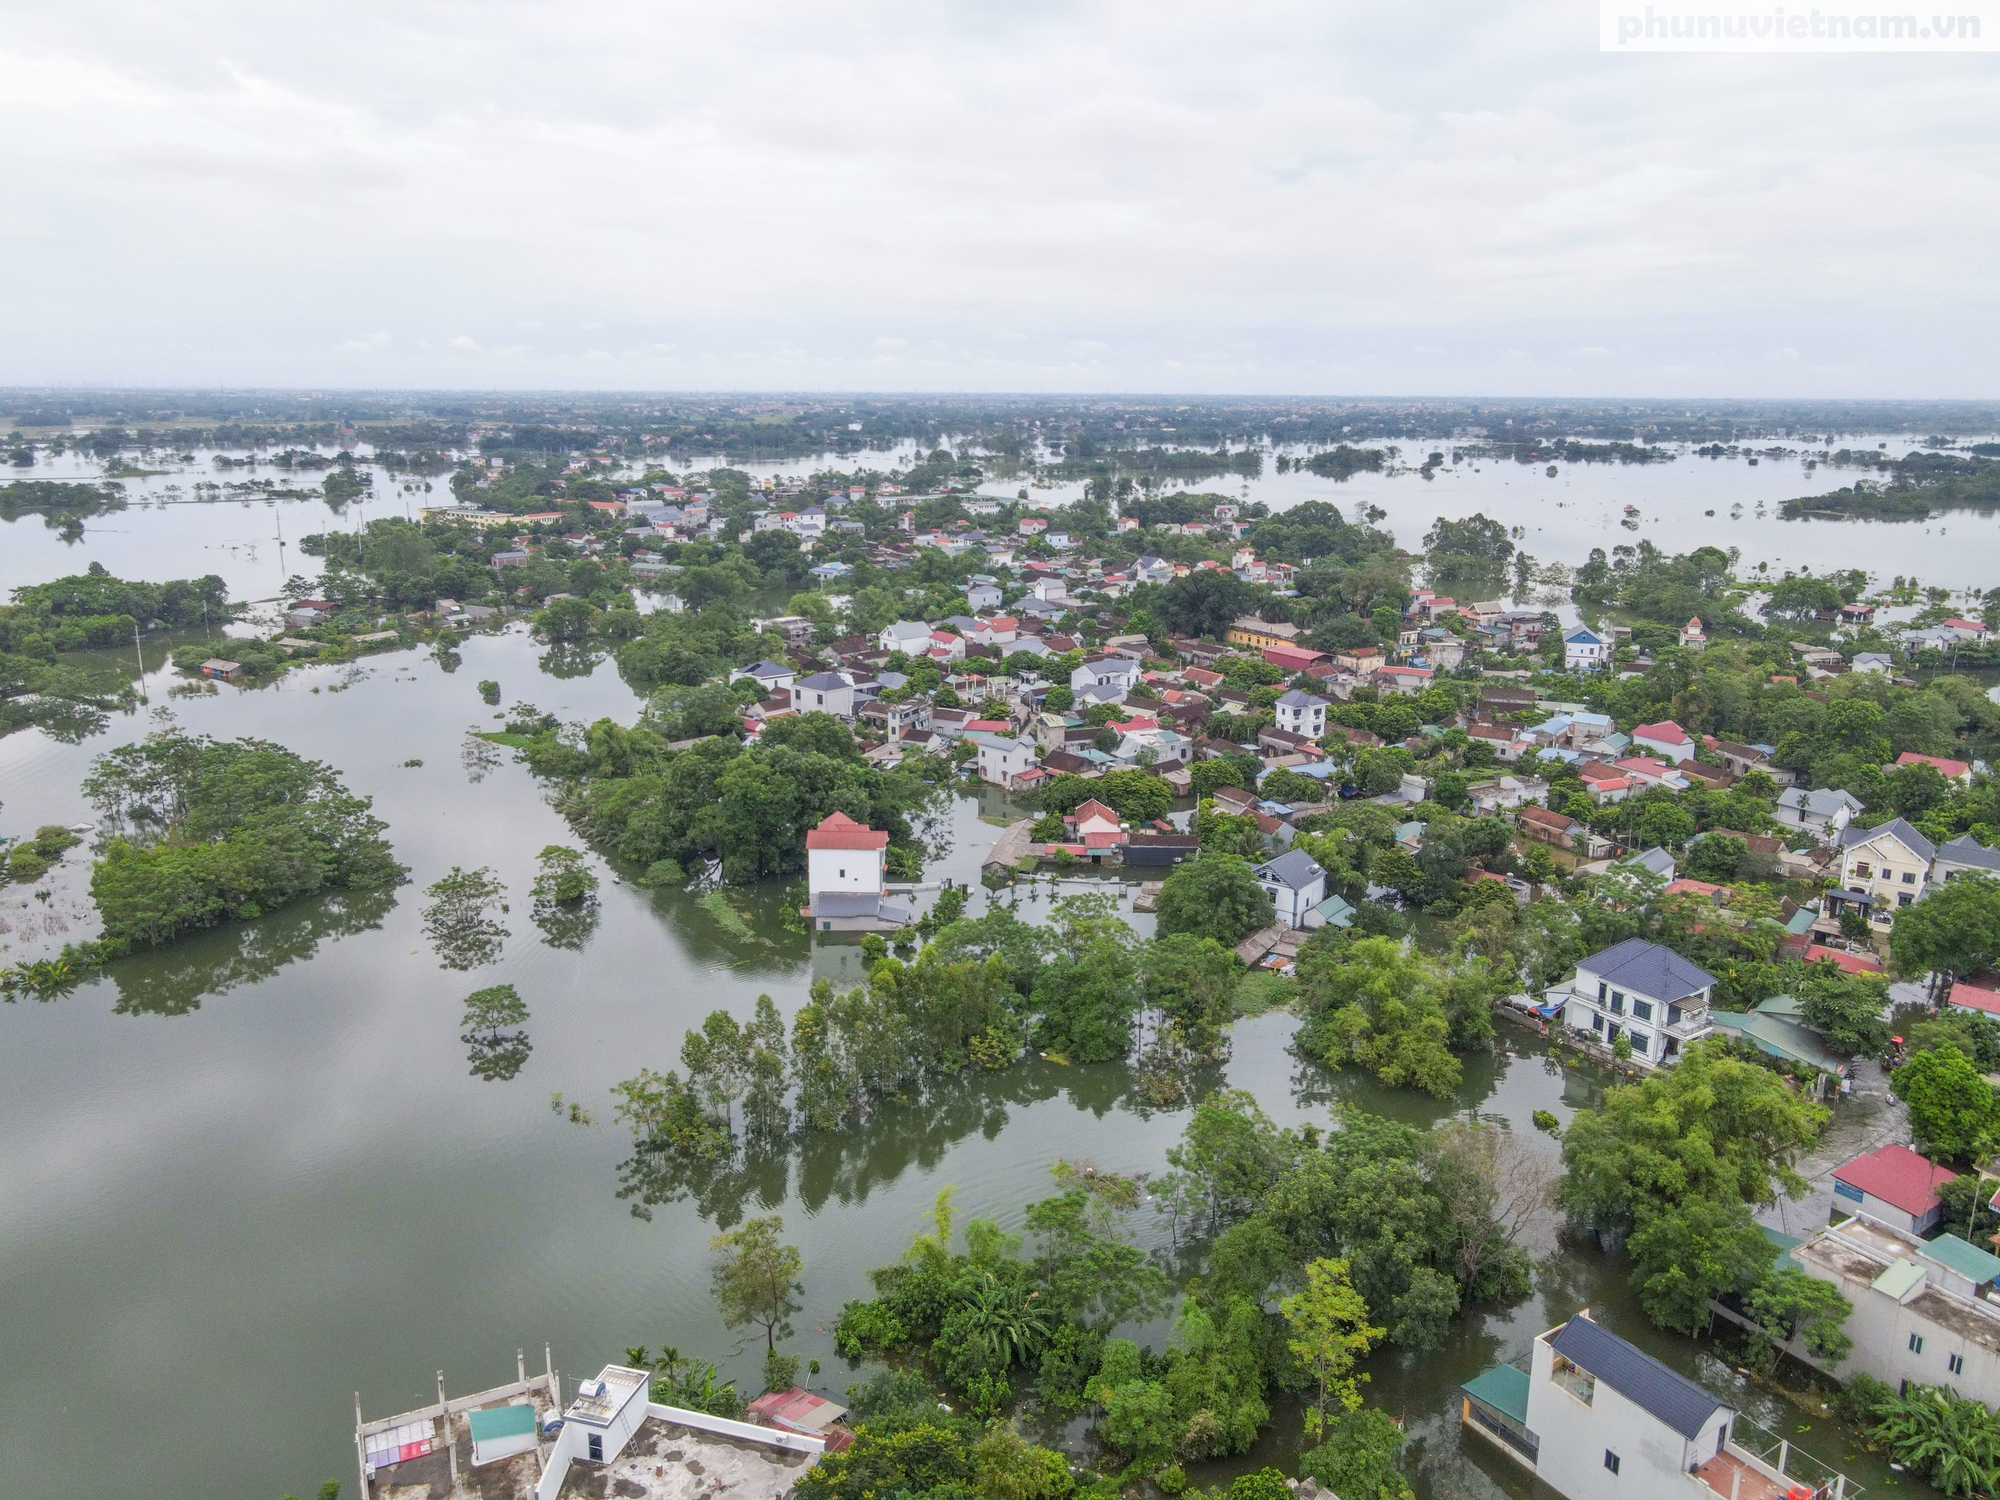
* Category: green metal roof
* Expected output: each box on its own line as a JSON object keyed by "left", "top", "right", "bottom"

{"left": 1872, "top": 1258, "right": 1928, "bottom": 1300}
{"left": 1711, "top": 1009, "right": 1846, "bottom": 1073}
{"left": 1920, "top": 1233, "right": 2000, "bottom": 1285}
{"left": 467, "top": 1405, "right": 537, "bottom": 1442}
{"left": 1762, "top": 1224, "right": 1803, "bottom": 1270}
{"left": 1460, "top": 1363, "right": 1531, "bottom": 1424}
{"left": 1756, "top": 993, "right": 1806, "bottom": 1017}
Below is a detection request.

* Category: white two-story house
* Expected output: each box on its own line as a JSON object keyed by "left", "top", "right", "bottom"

{"left": 790, "top": 672, "right": 857, "bottom": 719}
{"left": 1272, "top": 690, "right": 1328, "bottom": 740}
{"left": 1563, "top": 627, "right": 1609, "bottom": 674}
{"left": 1551, "top": 938, "right": 1715, "bottom": 1067}
{"left": 1827, "top": 817, "right": 1936, "bottom": 931}
{"left": 1252, "top": 849, "right": 1326, "bottom": 928}
{"left": 1462, "top": 1310, "right": 1851, "bottom": 1500}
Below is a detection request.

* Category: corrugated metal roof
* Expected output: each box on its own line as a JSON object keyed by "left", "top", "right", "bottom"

{"left": 1549, "top": 1315, "right": 1726, "bottom": 1439}
{"left": 1920, "top": 1233, "right": 2000, "bottom": 1285}
{"left": 467, "top": 1405, "right": 536, "bottom": 1441}
{"left": 1461, "top": 1364, "right": 1531, "bottom": 1424}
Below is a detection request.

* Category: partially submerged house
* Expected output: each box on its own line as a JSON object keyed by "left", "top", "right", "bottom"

{"left": 805, "top": 812, "right": 909, "bottom": 932}
{"left": 1462, "top": 1311, "right": 1853, "bottom": 1500}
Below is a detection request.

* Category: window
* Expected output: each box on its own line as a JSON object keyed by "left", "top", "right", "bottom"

{"left": 1591, "top": 1012, "right": 1604, "bottom": 1033}
{"left": 1610, "top": 990, "right": 1626, "bottom": 1012}
{"left": 1949, "top": 1353, "right": 1965, "bottom": 1374}
{"left": 1597, "top": 981, "right": 1608, "bottom": 1000}
{"left": 1903, "top": 871, "right": 1918, "bottom": 884}
{"left": 1604, "top": 1451, "right": 1621, "bottom": 1475}
{"left": 587, "top": 1433, "right": 605, "bottom": 1462}
{"left": 1633, "top": 1000, "right": 1654, "bottom": 1021}
{"left": 1854, "top": 861, "right": 1871, "bottom": 877}
{"left": 1900, "top": 893, "right": 1914, "bottom": 908}
{"left": 1628, "top": 1031, "right": 1650, "bottom": 1055}
{"left": 1667, "top": 1004, "right": 1683, "bottom": 1026}
{"left": 1909, "top": 1333, "right": 1925, "bottom": 1354}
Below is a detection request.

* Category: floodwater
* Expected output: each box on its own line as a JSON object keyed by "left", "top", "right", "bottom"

{"left": 6, "top": 431, "right": 2000, "bottom": 607}
{"left": 0, "top": 447, "right": 1957, "bottom": 1499}
{"left": 0, "top": 623, "right": 1926, "bottom": 1500}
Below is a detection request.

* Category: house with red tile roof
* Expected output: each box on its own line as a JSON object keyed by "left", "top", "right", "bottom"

{"left": 1832, "top": 1143, "right": 1956, "bottom": 1235}
{"left": 1631, "top": 720, "right": 1696, "bottom": 763}
{"left": 1804, "top": 944, "right": 1885, "bottom": 976}
{"left": 1893, "top": 750, "right": 1974, "bottom": 785}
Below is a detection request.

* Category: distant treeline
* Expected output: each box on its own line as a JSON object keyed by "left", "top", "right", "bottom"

{"left": 1782, "top": 451, "right": 2000, "bottom": 522}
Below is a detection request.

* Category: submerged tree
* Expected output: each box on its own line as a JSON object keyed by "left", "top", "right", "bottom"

{"left": 529, "top": 844, "right": 600, "bottom": 949}
{"left": 711, "top": 1215, "right": 805, "bottom": 1354}
{"left": 422, "top": 865, "right": 509, "bottom": 969}
{"left": 460, "top": 982, "right": 530, "bottom": 1081}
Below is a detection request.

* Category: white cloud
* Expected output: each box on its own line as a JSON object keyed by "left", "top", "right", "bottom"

{"left": 0, "top": 0, "right": 1992, "bottom": 392}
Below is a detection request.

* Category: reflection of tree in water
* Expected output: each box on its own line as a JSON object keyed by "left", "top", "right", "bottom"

{"left": 461, "top": 982, "right": 531, "bottom": 1081}
{"left": 530, "top": 846, "right": 600, "bottom": 951}
{"left": 538, "top": 643, "right": 604, "bottom": 679}
{"left": 614, "top": 1055, "right": 1144, "bottom": 1229}
{"left": 106, "top": 885, "right": 399, "bottom": 1017}
{"left": 460, "top": 734, "right": 501, "bottom": 783}
{"left": 1289, "top": 1039, "right": 1507, "bottom": 1124}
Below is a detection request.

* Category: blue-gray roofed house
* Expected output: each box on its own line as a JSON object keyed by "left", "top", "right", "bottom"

{"left": 1251, "top": 849, "right": 1326, "bottom": 928}
{"left": 1462, "top": 1309, "right": 1852, "bottom": 1500}
{"left": 1550, "top": 938, "right": 1715, "bottom": 1068}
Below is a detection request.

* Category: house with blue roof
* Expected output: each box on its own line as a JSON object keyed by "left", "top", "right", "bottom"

{"left": 1548, "top": 938, "right": 1715, "bottom": 1067}
{"left": 1462, "top": 1310, "right": 1851, "bottom": 1500}
{"left": 1563, "top": 626, "right": 1609, "bottom": 674}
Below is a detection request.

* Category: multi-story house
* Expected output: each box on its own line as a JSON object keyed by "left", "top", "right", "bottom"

{"left": 1791, "top": 1207, "right": 2000, "bottom": 1410}
{"left": 1774, "top": 786, "right": 1863, "bottom": 838}
{"left": 1563, "top": 627, "right": 1609, "bottom": 673}
{"left": 1550, "top": 938, "right": 1715, "bottom": 1067}
{"left": 1272, "top": 689, "right": 1328, "bottom": 740}
{"left": 1462, "top": 1311, "right": 1854, "bottom": 1500}
{"left": 1827, "top": 817, "right": 1936, "bottom": 931}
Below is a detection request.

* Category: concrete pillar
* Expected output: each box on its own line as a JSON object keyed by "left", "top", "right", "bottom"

{"left": 440, "top": 1371, "right": 460, "bottom": 1496}
{"left": 518, "top": 1349, "right": 527, "bottom": 1386}
{"left": 355, "top": 1392, "right": 371, "bottom": 1500}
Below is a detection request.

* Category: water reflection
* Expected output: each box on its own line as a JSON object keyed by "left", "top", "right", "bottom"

{"left": 460, "top": 982, "right": 532, "bottom": 1082}
{"left": 616, "top": 1052, "right": 1157, "bottom": 1228}
{"left": 102, "top": 884, "right": 399, "bottom": 1017}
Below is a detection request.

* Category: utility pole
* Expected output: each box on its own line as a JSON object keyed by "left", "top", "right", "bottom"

{"left": 275, "top": 508, "right": 288, "bottom": 596}
{"left": 132, "top": 618, "right": 145, "bottom": 686}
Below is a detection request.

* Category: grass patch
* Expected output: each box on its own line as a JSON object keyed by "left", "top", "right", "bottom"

{"left": 1234, "top": 970, "right": 1298, "bottom": 1018}
{"left": 698, "top": 891, "right": 766, "bottom": 945}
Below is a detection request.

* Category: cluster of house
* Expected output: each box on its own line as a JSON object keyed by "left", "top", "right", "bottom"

{"left": 1462, "top": 1138, "right": 2000, "bottom": 1500}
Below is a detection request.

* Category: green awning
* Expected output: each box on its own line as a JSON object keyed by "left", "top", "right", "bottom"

{"left": 1461, "top": 1363, "right": 1531, "bottom": 1424}
{"left": 467, "top": 1405, "right": 537, "bottom": 1442}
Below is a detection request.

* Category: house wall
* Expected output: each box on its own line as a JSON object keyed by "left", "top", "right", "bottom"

{"left": 1799, "top": 1252, "right": 2000, "bottom": 1406}
{"left": 1832, "top": 1183, "right": 1940, "bottom": 1236}
{"left": 808, "top": 846, "right": 884, "bottom": 896}
{"left": 1525, "top": 1336, "right": 1727, "bottom": 1500}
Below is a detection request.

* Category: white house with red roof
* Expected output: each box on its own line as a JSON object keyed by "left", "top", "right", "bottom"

{"left": 1942, "top": 616, "right": 1992, "bottom": 643}
{"left": 1612, "top": 756, "right": 1690, "bottom": 791}
{"left": 1630, "top": 720, "right": 1696, "bottom": 764}
{"left": 1948, "top": 981, "right": 2000, "bottom": 1019}
{"left": 1576, "top": 762, "right": 1634, "bottom": 804}
{"left": 804, "top": 812, "right": 910, "bottom": 932}
{"left": 1678, "top": 616, "right": 1706, "bottom": 651}
{"left": 1831, "top": 1143, "right": 1955, "bottom": 1235}
{"left": 1894, "top": 750, "right": 1975, "bottom": 786}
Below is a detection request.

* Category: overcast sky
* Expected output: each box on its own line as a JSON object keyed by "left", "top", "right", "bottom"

{"left": 1, "top": 0, "right": 1994, "bottom": 395}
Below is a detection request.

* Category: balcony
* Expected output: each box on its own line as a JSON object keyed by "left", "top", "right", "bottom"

{"left": 1691, "top": 1414, "right": 1861, "bottom": 1500}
